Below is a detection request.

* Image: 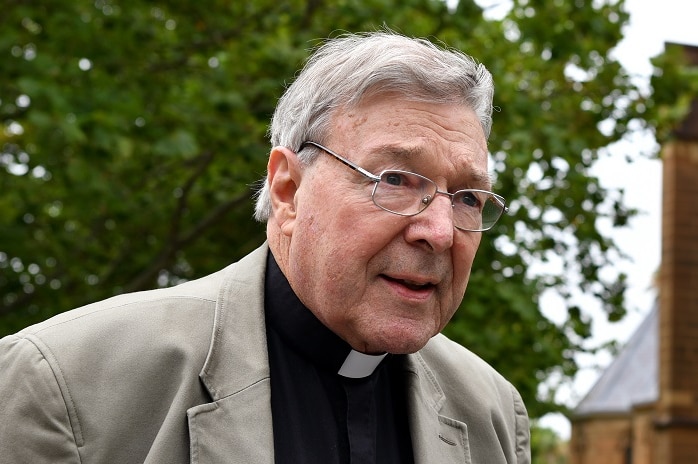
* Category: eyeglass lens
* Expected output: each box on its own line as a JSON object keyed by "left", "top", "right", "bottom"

{"left": 373, "top": 171, "right": 502, "bottom": 231}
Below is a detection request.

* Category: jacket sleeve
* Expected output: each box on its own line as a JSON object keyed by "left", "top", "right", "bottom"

{"left": 0, "top": 334, "right": 81, "bottom": 463}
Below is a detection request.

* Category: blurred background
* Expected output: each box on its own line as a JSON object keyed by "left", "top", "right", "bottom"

{"left": 2, "top": 1, "right": 696, "bottom": 461}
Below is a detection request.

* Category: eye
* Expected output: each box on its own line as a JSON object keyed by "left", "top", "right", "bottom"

{"left": 383, "top": 172, "right": 407, "bottom": 186}
{"left": 458, "top": 191, "right": 482, "bottom": 209}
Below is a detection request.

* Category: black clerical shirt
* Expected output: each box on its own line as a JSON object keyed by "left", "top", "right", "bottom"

{"left": 264, "top": 253, "right": 415, "bottom": 464}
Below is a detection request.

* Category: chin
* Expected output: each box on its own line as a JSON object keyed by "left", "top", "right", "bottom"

{"left": 390, "top": 341, "right": 430, "bottom": 355}
{"left": 346, "top": 317, "right": 440, "bottom": 355}
{"left": 365, "top": 331, "right": 434, "bottom": 355}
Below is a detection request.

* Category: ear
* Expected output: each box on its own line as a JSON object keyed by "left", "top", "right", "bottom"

{"left": 267, "top": 146, "right": 303, "bottom": 236}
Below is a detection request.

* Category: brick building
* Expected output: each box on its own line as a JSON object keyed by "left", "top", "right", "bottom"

{"left": 569, "top": 43, "right": 698, "bottom": 464}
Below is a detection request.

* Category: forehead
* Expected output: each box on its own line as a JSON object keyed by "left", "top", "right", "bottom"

{"left": 329, "top": 96, "right": 490, "bottom": 188}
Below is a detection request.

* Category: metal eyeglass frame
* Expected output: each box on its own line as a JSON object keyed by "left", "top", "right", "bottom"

{"left": 299, "top": 141, "right": 508, "bottom": 232}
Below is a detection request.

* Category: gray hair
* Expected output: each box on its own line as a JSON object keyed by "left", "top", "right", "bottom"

{"left": 254, "top": 31, "right": 494, "bottom": 222}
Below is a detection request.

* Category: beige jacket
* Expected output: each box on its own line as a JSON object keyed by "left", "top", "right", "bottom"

{"left": 0, "top": 244, "right": 530, "bottom": 463}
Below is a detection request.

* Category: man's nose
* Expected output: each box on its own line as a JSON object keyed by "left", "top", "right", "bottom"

{"left": 405, "top": 193, "right": 454, "bottom": 252}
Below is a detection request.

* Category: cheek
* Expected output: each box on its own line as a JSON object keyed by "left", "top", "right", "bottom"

{"left": 451, "top": 238, "right": 480, "bottom": 291}
{"left": 290, "top": 210, "right": 354, "bottom": 290}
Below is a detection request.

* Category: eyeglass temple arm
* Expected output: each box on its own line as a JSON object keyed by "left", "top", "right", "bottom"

{"left": 300, "top": 141, "right": 381, "bottom": 183}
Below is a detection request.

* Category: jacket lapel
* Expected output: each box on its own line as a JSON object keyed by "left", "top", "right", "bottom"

{"left": 405, "top": 352, "right": 472, "bottom": 464}
{"left": 187, "top": 245, "right": 275, "bottom": 463}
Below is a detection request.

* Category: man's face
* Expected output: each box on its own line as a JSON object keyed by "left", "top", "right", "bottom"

{"left": 276, "top": 94, "right": 490, "bottom": 354}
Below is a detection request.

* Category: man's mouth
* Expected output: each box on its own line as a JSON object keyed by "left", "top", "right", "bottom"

{"left": 382, "top": 275, "right": 436, "bottom": 292}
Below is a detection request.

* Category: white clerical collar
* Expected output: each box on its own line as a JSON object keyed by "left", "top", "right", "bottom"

{"left": 337, "top": 350, "right": 388, "bottom": 378}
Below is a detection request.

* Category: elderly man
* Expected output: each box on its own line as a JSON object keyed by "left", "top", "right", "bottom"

{"left": 0, "top": 32, "right": 530, "bottom": 463}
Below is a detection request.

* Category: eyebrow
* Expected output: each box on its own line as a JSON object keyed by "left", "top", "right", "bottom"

{"left": 468, "top": 171, "right": 494, "bottom": 191}
{"left": 370, "top": 144, "right": 493, "bottom": 191}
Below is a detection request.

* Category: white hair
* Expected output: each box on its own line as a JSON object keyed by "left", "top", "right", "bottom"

{"left": 254, "top": 31, "right": 494, "bottom": 222}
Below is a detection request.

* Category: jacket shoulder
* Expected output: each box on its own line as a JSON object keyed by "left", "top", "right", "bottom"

{"left": 20, "top": 265, "right": 227, "bottom": 337}
{"left": 6, "top": 261, "right": 239, "bottom": 394}
{"left": 420, "top": 334, "right": 508, "bottom": 386}
{"left": 417, "top": 334, "right": 530, "bottom": 463}
{"left": 419, "top": 333, "right": 525, "bottom": 409}
{"left": 0, "top": 244, "right": 270, "bottom": 463}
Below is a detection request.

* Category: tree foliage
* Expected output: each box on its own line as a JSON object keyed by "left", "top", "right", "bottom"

{"left": 1, "top": 0, "right": 665, "bottom": 419}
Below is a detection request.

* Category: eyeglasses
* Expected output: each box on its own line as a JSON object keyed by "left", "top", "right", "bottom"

{"left": 299, "top": 141, "right": 508, "bottom": 232}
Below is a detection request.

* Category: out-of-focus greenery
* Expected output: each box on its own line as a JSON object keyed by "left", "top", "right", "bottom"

{"left": 531, "top": 423, "right": 569, "bottom": 464}
{"left": 1, "top": 0, "right": 690, "bottom": 420}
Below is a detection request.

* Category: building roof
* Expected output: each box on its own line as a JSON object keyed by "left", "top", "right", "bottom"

{"left": 573, "top": 303, "right": 658, "bottom": 418}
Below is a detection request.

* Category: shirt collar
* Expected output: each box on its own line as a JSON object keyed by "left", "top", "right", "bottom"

{"left": 264, "top": 251, "right": 388, "bottom": 378}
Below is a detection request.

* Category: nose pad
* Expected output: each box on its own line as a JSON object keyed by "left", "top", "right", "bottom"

{"left": 421, "top": 192, "right": 453, "bottom": 209}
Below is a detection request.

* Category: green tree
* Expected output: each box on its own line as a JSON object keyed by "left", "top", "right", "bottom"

{"left": 1, "top": 0, "right": 674, "bottom": 422}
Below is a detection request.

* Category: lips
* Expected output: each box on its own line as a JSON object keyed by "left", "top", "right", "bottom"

{"left": 382, "top": 275, "right": 436, "bottom": 292}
